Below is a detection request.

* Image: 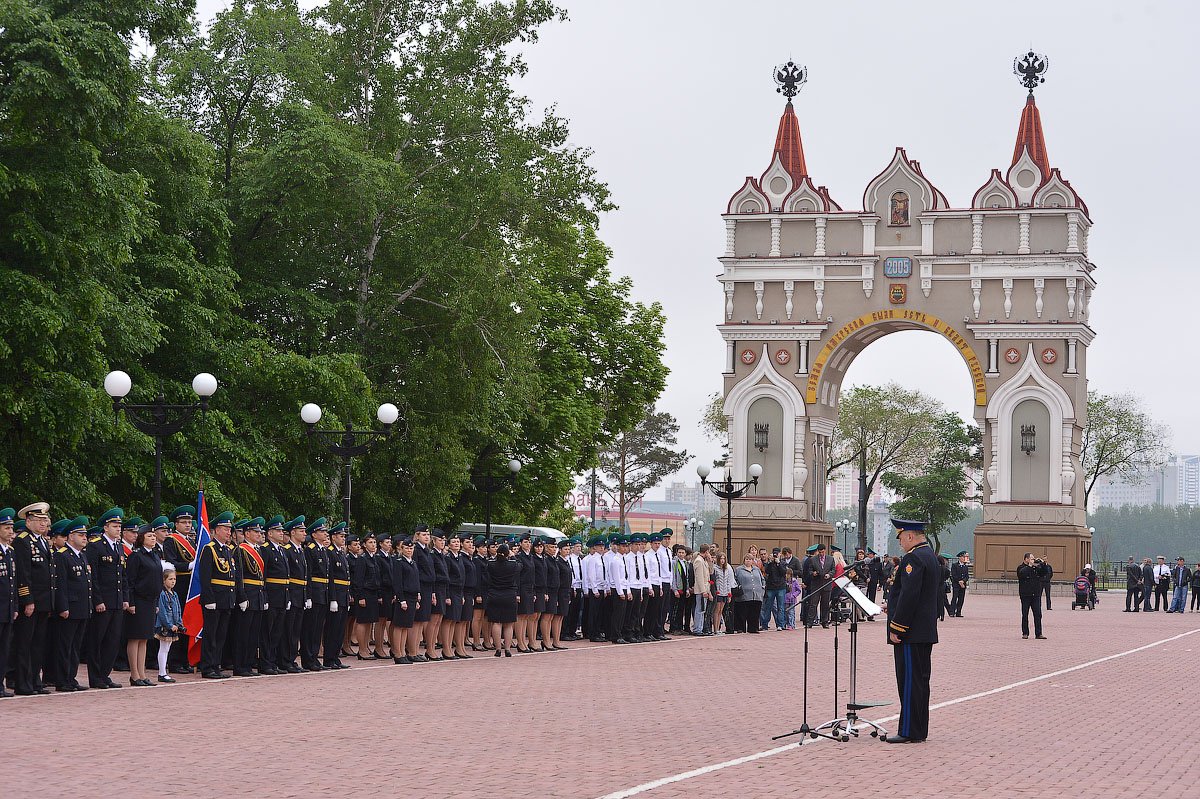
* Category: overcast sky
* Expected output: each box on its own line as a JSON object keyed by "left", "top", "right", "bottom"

{"left": 196, "top": 1, "right": 1199, "bottom": 497}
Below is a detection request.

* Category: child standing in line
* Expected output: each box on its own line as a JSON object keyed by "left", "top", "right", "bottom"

{"left": 156, "top": 565, "right": 183, "bottom": 683}
{"left": 784, "top": 568, "right": 803, "bottom": 630}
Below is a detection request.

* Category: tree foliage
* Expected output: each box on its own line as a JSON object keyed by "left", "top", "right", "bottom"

{"left": 0, "top": 0, "right": 668, "bottom": 531}
{"left": 598, "top": 406, "right": 689, "bottom": 533}
{"left": 1080, "top": 390, "right": 1170, "bottom": 510}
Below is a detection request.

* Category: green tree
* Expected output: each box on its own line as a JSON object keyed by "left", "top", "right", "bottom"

{"left": 598, "top": 407, "right": 689, "bottom": 533}
{"left": 700, "top": 391, "right": 729, "bottom": 466}
{"left": 1081, "top": 391, "right": 1171, "bottom": 510}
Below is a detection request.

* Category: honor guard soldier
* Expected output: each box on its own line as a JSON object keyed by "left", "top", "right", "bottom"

{"left": 583, "top": 535, "right": 607, "bottom": 642}
{"left": 86, "top": 507, "right": 128, "bottom": 688}
{"left": 53, "top": 517, "right": 93, "bottom": 692}
{"left": 949, "top": 551, "right": 970, "bottom": 617}
{"left": 301, "top": 517, "right": 332, "bottom": 671}
{"left": 232, "top": 518, "right": 266, "bottom": 676}
{"left": 281, "top": 516, "right": 309, "bottom": 673}
{"left": 885, "top": 519, "right": 940, "bottom": 744}
{"left": 259, "top": 515, "right": 290, "bottom": 674}
{"left": 13, "top": 501, "right": 54, "bottom": 695}
{"left": 323, "top": 522, "right": 351, "bottom": 669}
{"left": 197, "top": 511, "right": 238, "bottom": 679}
{"left": 162, "top": 505, "right": 197, "bottom": 674}
{"left": 0, "top": 508, "right": 17, "bottom": 697}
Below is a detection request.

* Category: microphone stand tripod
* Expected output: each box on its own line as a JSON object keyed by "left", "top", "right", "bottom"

{"left": 816, "top": 582, "right": 889, "bottom": 742}
{"left": 772, "top": 577, "right": 841, "bottom": 745}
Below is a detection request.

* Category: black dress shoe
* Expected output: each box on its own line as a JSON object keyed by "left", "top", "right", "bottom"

{"left": 0, "top": 690, "right": 13, "bottom": 698}
{"left": 614, "top": 638, "right": 628, "bottom": 644}
{"left": 105, "top": 679, "right": 122, "bottom": 689}
{"left": 409, "top": 654, "right": 427, "bottom": 663}
{"left": 56, "top": 685, "right": 77, "bottom": 692}
{"left": 35, "top": 687, "right": 51, "bottom": 695}
{"left": 1035, "top": 635, "right": 1048, "bottom": 639}
{"left": 884, "top": 735, "right": 923, "bottom": 743}
{"left": 232, "top": 670, "right": 255, "bottom": 677}
{"left": 89, "top": 682, "right": 110, "bottom": 690}
{"left": 285, "top": 665, "right": 303, "bottom": 674}
{"left": 169, "top": 665, "right": 192, "bottom": 674}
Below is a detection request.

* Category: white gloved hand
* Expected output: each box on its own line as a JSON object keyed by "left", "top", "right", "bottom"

{"left": 286, "top": 601, "right": 292, "bottom": 611}
{"left": 204, "top": 603, "right": 216, "bottom": 610}
{"left": 304, "top": 599, "right": 312, "bottom": 610}
{"left": 263, "top": 602, "right": 269, "bottom": 611}
{"left": 329, "top": 601, "right": 338, "bottom": 613}
{"left": 239, "top": 601, "right": 248, "bottom": 611}
{"left": 188, "top": 560, "right": 197, "bottom": 571}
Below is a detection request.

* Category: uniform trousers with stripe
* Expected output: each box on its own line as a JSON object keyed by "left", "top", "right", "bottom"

{"left": 280, "top": 603, "right": 303, "bottom": 666}
{"left": 259, "top": 605, "right": 286, "bottom": 670}
{"left": 301, "top": 604, "right": 328, "bottom": 666}
{"left": 199, "top": 607, "right": 231, "bottom": 674}
{"left": 234, "top": 607, "right": 262, "bottom": 672}
{"left": 893, "top": 642, "right": 933, "bottom": 741}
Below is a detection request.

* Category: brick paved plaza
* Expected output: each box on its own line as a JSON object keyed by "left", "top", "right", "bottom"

{"left": 4, "top": 593, "right": 1197, "bottom": 798}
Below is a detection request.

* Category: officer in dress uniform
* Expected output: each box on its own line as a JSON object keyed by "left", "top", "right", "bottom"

{"left": 323, "top": 522, "right": 351, "bottom": 670}
{"left": 949, "top": 551, "right": 970, "bottom": 618}
{"left": 583, "top": 535, "right": 606, "bottom": 642}
{"left": 53, "top": 517, "right": 93, "bottom": 692}
{"left": 41, "top": 518, "right": 69, "bottom": 689}
{"left": 12, "top": 501, "right": 54, "bottom": 695}
{"left": 86, "top": 507, "right": 128, "bottom": 689}
{"left": 113, "top": 515, "right": 143, "bottom": 671}
{"left": 646, "top": 532, "right": 669, "bottom": 641}
{"left": 885, "top": 519, "right": 940, "bottom": 744}
{"left": 301, "top": 517, "right": 332, "bottom": 671}
{"left": 280, "top": 516, "right": 309, "bottom": 673}
{"left": 0, "top": 508, "right": 18, "bottom": 697}
{"left": 233, "top": 518, "right": 267, "bottom": 676}
{"left": 161, "top": 505, "right": 197, "bottom": 674}
{"left": 259, "top": 515, "right": 290, "bottom": 674}
{"left": 197, "top": 511, "right": 238, "bottom": 679}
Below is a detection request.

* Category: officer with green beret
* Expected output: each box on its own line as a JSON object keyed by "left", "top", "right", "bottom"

{"left": 162, "top": 505, "right": 197, "bottom": 674}
{"left": 197, "top": 511, "right": 238, "bottom": 678}
{"left": 86, "top": 507, "right": 128, "bottom": 689}
{"left": 300, "top": 518, "right": 332, "bottom": 671}
{"left": 52, "top": 517, "right": 93, "bottom": 691}
{"left": 323, "top": 522, "right": 351, "bottom": 669}
{"left": 231, "top": 518, "right": 265, "bottom": 676}
{"left": 280, "top": 516, "right": 308, "bottom": 673}
{"left": 257, "top": 515, "right": 289, "bottom": 674}
{"left": 0, "top": 507, "right": 17, "bottom": 696}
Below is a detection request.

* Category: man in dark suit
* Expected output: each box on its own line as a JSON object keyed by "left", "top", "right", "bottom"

{"left": 259, "top": 515, "right": 290, "bottom": 674}
{"left": 1141, "top": 558, "right": 1155, "bottom": 612}
{"left": 1124, "top": 557, "right": 1143, "bottom": 612}
{"left": 949, "top": 551, "right": 970, "bottom": 617}
{"left": 323, "top": 523, "right": 351, "bottom": 669}
{"left": 280, "top": 516, "right": 308, "bottom": 673}
{"left": 53, "top": 518, "right": 93, "bottom": 691}
{"left": 198, "top": 511, "right": 238, "bottom": 679}
{"left": 867, "top": 549, "right": 884, "bottom": 604}
{"left": 12, "top": 502, "right": 55, "bottom": 695}
{"left": 86, "top": 507, "right": 128, "bottom": 689}
{"left": 1040, "top": 559, "right": 1054, "bottom": 610}
{"left": 802, "top": 543, "right": 834, "bottom": 628}
{"left": 0, "top": 508, "right": 18, "bottom": 697}
{"left": 301, "top": 518, "right": 331, "bottom": 671}
{"left": 885, "top": 519, "right": 940, "bottom": 744}
{"left": 1017, "top": 553, "right": 1050, "bottom": 639}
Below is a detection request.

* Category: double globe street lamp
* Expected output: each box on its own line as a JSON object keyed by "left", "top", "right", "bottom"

{"left": 104, "top": 370, "right": 219, "bottom": 518}
{"left": 300, "top": 402, "right": 399, "bottom": 528}
{"left": 697, "top": 462, "right": 763, "bottom": 561}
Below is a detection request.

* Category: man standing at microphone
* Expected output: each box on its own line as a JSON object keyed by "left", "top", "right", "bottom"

{"left": 885, "top": 519, "right": 940, "bottom": 744}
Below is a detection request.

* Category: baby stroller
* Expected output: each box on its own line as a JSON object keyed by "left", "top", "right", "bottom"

{"left": 1071, "top": 574, "right": 1095, "bottom": 610}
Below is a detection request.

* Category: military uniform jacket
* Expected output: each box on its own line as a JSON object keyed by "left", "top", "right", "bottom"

{"left": 284, "top": 542, "right": 308, "bottom": 605}
{"left": 53, "top": 546, "right": 92, "bottom": 619}
{"left": 262, "top": 543, "right": 291, "bottom": 605}
{"left": 474, "top": 554, "right": 490, "bottom": 596}
{"left": 445, "top": 551, "right": 465, "bottom": 592}
{"left": 377, "top": 551, "right": 395, "bottom": 600}
{"left": 533, "top": 553, "right": 549, "bottom": 593}
{"left": 556, "top": 556, "right": 573, "bottom": 594}
{"left": 431, "top": 548, "right": 449, "bottom": 598}
{"left": 886, "top": 541, "right": 940, "bottom": 645}
{"left": 462, "top": 554, "right": 478, "bottom": 595}
{"left": 516, "top": 550, "right": 536, "bottom": 593}
{"left": 950, "top": 561, "right": 970, "bottom": 586}
{"left": 327, "top": 546, "right": 351, "bottom": 605}
{"left": 198, "top": 541, "right": 237, "bottom": 609}
{"left": 86, "top": 536, "right": 127, "bottom": 608}
{"left": 162, "top": 533, "right": 197, "bottom": 578}
{"left": 238, "top": 543, "right": 267, "bottom": 610}
{"left": 391, "top": 555, "right": 420, "bottom": 595}
{"left": 414, "top": 544, "right": 435, "bottom": 591}
{"left": 350, "top": 552, "right": 381, "bottom": 598}
{"left": 14, "top": 531, "right": 54, "bottom": 611}
{"left": 304, "top": 541, "right": 331, "bottom": 605}
{"left": 0, "top": 544, "right": 17, "bottom": 620}
{"left": 545, "top": 554, "right": 560, "bottom": 592}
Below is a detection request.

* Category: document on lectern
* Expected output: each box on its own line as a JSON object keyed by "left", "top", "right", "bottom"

{"left": 834, "top": 575, "right": 882, "bottom": 617}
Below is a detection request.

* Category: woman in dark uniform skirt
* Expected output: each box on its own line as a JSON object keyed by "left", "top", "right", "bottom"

{"left": 350, "top": 534, "right": 382, "bottom": 659}
{"left": 553, "top": 539, "right": 574, "bottom": 650}
{"left": 514, "top": 536, "right": 536, "bottom": 653}
{"left": 441, "top": 535, "right": 467, "bottom": 658}
{"left": 538, "top": 538, "right": 560, "bottom": 652}
{"left": 374, "top": 535, "right": 395, "bottom": 659}
{"left": 528, "top": 538, "right": 548, "bottom": 651}
{"left": 389, "top": 537, "right": 420, "bottom": 664}
{"left": 470, "top": 537, "right": 490, "bottom": 650}
{"left": 485, "top": 544, "right": 520, "bottom": 657}
{"left": 457, "top": 535, "right": 476, "bottom": 658}
{"left": 124, "top": 527, "right": 163, "bottom": 686}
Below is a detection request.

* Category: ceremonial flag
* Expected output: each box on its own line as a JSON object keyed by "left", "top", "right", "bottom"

{"left": 183, "top": 486, "right": 212, "bottom": 666}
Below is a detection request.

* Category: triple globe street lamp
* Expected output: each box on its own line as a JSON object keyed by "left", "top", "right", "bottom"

{"left": 697, "top": 462, "right": 763, "bottom": 561}
{"left": 472, "top": 458, "right": 522, "bottom": 538}
{"left": 684, "top": 516, "right": 705, "bottom": 550}
{"left": 836, "top": 519, "right": 858, "bottom": 554}
{"left": 104, "top": 370, "right": 219, "bottom": 518}
{"left": 300, "top": 401, "right": 399, "bottom": 528}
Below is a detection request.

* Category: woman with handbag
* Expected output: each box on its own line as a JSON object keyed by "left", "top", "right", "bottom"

{"left": 125, "top": 527, "right": 162, "bottom": 686}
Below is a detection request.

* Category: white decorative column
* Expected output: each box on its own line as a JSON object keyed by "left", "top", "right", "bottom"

{"left": 725, "top": 340, "right": 735, "bottom": 373}
{"left": 784, "top": 280, "right": 794, "bottom": 320}
{"left": 1078, "top": 283, "right": 1088, "bottom": 321}
{"left": 985, "top": 419, "right": 999, "bottom": 502}
{"left": 796, "top": 340, "right": 809, "bottom": 375}
{"left": 1066, "top": 278, "right": 1076, "bottom": 317}
{"left": 754, "top": 281, "right": 764, "bottom": 320}
{"left": 971, "top": 213, "right": 984, "bottom": 255}
{"left": 1018, "top": 212, "right": 1031, "bottom": 254}
{"left": 814, "top": 280, "right": 824, "bottom": 319}
{"left": 1060, "top": 425, "right": 1076, "bottom": 504}
{"left": 1066, "top": 339, "right": 1078, "bottom": 374}
{"left": 814, "top": 217, "right": 827, "bottom": 256}
{"left": 987, "top": 339, "right": 999, "bottom": 375}
{"left": 971, "top": 278, "right": 982, "bottom": 318}
{"left": 1034, "top": 278, "right": 1044, "bottom": 318}
{"left": 792, "top": 420, "right": 808, "bottom": 501}
{"left": 920, "top": 259, "right": 932, "bottom": 298}
{"left": 1003, "top": 278, "right": 1013, "bottom": 319}
{"left": 770, "top": 217, "right": 781, "bottom": 257}
{"left": 1067, "top": 215, "right": 1079, "bottom": 253}
{"left": 861, "top": 220, "right": 876, "bottom": 256}
{"left": 725, "top": 219, "right": 737, "bottom": 257}
{"left": 725, "top": 282, "right": 735, "bottom": 321}
{"left": 921, "top": 219, "right": 935, "bottom": 255}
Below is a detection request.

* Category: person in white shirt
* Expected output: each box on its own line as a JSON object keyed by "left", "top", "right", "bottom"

{"left": 1153, "top": 556, "right": 1172, "bottom": 611}
{"left": 650, "top": 530, "right": 674, "bottom": 638}
{"left": 583, "top": 537, "right": 607, "bottom": 641}
{"left": 605, "top": 536, "right": 630, "bottom": 643}
{"left": 623, "top": 534, "right": 647, "bottom": 642}
{"left": 642, "top": 533, "right": 664, "bottom": 641}
{"left": 564, "top": 539, "right": 584, "bottom": 640}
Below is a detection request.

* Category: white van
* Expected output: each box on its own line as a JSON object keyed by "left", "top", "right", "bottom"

{"left": 455, "top": 523, "right": 566, "bottom": 543}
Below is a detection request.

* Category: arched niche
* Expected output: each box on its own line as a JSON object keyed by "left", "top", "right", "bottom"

{"left": 1009, "top": 398, "right": 1051, "bottom": 501}
{"left": 746, "top": 396, "right": 784, "bottom": 496}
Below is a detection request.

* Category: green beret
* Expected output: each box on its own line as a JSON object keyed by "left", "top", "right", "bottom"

{"left": 87, "top": 526, "right": 101, "bottom": 538}
{"left": 329, "top": 522, "right": 347, "bottom": 535}
{"left": 0, "top": 507, "right": 14, "bottom": 525}
{"left": 473, "top": 535, "right": 487, "bottom": 545}
{"left": 68, "top": 516, "right": 89, "bottom": 535}
{"left": 99, "top": 507, "right": 124, "bottom": 525}
{"left": 251, "top": 516, "right": 266, "bottom": 529}
{"left": 122, "top": 516, "right": 143, "bottom": 529}
{"left": 282, "top": 515, "right": 306, "bottom": 532}
{"left": 14, "top": 519, "right": 26, "bottom": 534}
{"left": 50, "top": 518, "right": 71, "bottom": 537}
{"left": 957, "top": 550, "right": 969, "bottom": 557}
{"left": 805, "top": 544, "right": 819, "bottom": 554}
{"left": 234, "top": 518, "right": 251, "bottom": 531}
{"left": 659, "top": 527, "right": 673, "bottom": 536}
{"left": 266, "top": 514, "right": 285, "bottom": 530}
{"left": 150, "top": 516, "right": 170, "bottom": 530}
{"left": 309, "top": 517, "right": 328, "bottom": 532}
{"left": 171, "top": 505, "right": 195, "bottom": 521}
{"left": 211, "top": 511, "right": 235, "bottom": 527}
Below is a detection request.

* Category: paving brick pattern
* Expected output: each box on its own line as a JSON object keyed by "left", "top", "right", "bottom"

{"left": 2, "top": 593, "right": 1197, "bottom": 798}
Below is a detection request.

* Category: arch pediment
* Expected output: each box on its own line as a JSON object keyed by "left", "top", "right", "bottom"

{"left": 783, "top": 176, "right": 827, "bottom": 213}
{"left": 1034, "top": 168, "right": 1088, "bottom": 216}
{"left": 1006, "top": 148, "right": 1044, "bottom": 206}
{"left": 985, "top": 344, "right": 1073, "bottom": 422}
{"left": 862, "top": 147, "right": 946, "bottom": 213}
{"left": 972, "top": 169, "right": 1018, "bottom": 209}
{"left": 759, "top": 153, "right": 795, "bottom": 211}
{"left": 726, "top": 176, "right": 769, "bottom": 215}
{"left": 726, "top": 344, "right": 806, "bottom": 419}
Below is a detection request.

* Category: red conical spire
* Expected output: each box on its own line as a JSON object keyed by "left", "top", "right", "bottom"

{"left": 772, "top": 102, "right": 808, "bottom": 180}
{"left": 1011, "top": 94, "right": 1050, "bottom": 177}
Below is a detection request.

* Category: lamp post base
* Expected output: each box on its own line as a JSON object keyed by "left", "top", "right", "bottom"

{"left": 973, "top": 516, "right": 1092, "bottom": 581}
{"left": 715, "top": 498, "right": 835, "bottom": 562}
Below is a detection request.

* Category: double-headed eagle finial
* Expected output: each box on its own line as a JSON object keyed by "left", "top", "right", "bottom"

{"left": 774, "top": 61, "right": 807, "bottom": 102}
{"left": 1013, "top": 50, "right": 1049, "bottom": 96}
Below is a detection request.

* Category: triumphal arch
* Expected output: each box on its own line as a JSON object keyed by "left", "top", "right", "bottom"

{"left": 716, "top": 54, "right": 1094, "bottom": 578}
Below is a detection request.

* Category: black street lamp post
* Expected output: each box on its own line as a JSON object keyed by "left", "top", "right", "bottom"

{"left": 471, "top": 459, "right": 522, "bottom": 538}
{"left": 685, "top": 516, "right": 704, "bottom": 551}
{"left": 105, "top": 370, "right": 219, "bottom": 519}
{"left": 697, "top": 462, "right": 763, "bottom": 561}
{"left": 300, "top": 402, "right": 399, "bottom": 528}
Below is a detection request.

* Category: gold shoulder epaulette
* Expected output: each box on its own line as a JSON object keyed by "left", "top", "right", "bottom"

{"left": 17, "top": 531, "right": 28, "bottom": 538}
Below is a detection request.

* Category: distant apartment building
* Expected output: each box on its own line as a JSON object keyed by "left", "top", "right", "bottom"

{"left": 1087, "top": 456, "right": 1193, "bottom": 511}
{"left": 826, "top": 468, "right": 885, "bottom": 511}
{"left": 663, "top": 481, "right": 722, "bottom": 514}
